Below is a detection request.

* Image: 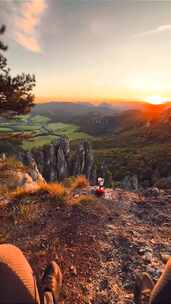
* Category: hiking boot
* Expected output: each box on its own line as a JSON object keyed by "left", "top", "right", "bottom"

{"left": 42, "top": 261, "right": 63, "bottom": 304}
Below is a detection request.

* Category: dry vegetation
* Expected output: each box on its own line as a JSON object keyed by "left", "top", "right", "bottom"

{"left": 0, "top": 157, "right": 90, "bottom": 204}
{"left": 69, "top": 175, "right": 89, "bottom": 192}
{"left": 10, "top": 175, "right": 91, "bottom": 205}
{"left": 36, "top": 182, "right": 66, "bottom": 199}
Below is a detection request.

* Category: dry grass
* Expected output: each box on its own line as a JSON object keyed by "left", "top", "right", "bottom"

{"left": 11, "top": 186, "right": 35, "bottom": 199}
{"left": 37, "top": 182, "right": 66, "bottom": 200}
{"left": 70, "top": 175, "right": 89, "bottom": 191}
{"left": 0, "top": 184, "right": 9, "bottom": 195}
{"left": 11, "top": 182, "right": 66, "bottom": 202}
{"left": 63, "top": 176, "right": 76, "bottom": 188}
{"left": 0, "top": 157, "right": 27, "bottom": 193}
{"left": 16, "top": 204, "right": 33, "bottom": 221}
{"left": 0, "top": 156, "right": 25, "bottom": 172}
{"left": 69, "top": 194, "right": 95, "bottom": 205}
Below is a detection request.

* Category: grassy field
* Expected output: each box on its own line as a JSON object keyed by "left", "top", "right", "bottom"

{"left": 0, "top": 114, "right": 92, "bottom": 150}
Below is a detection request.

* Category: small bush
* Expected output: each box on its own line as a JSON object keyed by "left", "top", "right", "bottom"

{"left": 37, "top": 182, "right": 66, "bottom": 201}
{"left": 11, "top": 182, "right": 66, "bottom": 202}
{"left": 0, "top": 156, "right": 25, "bottom": 172}
{"left": 63, "top": 176, "right": 76, "bottom": 188}
{"left": 17, "top": 204, "right": 32, "bottom": 220}
{"left": 112, "top": 181, "right": 121, "bottom": 188}
{"left": 70, "top": 176, "right": 89, "bottom": 191}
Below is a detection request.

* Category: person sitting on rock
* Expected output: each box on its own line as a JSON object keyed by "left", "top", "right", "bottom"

{"left": 97, "top": 177, "right": 104, "bottom": 189}
{"left": 95, "top": 177, "right": 105, "bottom": 196}
{"left": 0, "top": 243, "right": 171, "bottom": 304}
{"left": 0, "top": 243, "right": 62, "bottom": 304}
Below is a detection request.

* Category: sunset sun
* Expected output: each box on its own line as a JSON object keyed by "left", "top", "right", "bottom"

{"left": 145, "top": 96, "right": 168, "bottom": 105}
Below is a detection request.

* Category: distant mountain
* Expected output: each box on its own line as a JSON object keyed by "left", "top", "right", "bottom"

{"left": 34, "top": 100, "right": 171, "bottom": 116}
{"left": 32, "top": 101, "right": 171, "bottom": 144}
{"left": 32, "top": 101, "right": 117, "bottom": 122}
{"left": 99, "top": 101, "right": 148, "bottom": 111}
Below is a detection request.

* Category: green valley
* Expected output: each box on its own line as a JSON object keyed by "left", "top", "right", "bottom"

{"left": 0, "top": 114, "right": 92, "bottom": 150}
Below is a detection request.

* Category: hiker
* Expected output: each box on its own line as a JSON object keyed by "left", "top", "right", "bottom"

{"left": 0, "top": 243, "right": 62, "bottom": 304}
{"left": 134, "top": 256, "right": 171, "bottom": 304}
{"left": 0, "top": 243, "right": 171, "bottom": 304}
{"left": 95, "top": 177, "right": 105, "bottom": 196}
{"left": 97, "top": 177, "right": 104, "bottom": 189}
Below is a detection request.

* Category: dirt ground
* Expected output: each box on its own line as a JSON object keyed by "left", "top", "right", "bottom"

{"left": 0, "top": 189, "right": 171, "bottom": 304}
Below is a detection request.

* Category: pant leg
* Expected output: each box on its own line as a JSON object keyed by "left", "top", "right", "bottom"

{"left": 0, "top": 243, "right": 40, "bottom": 304}
{"left": 150, "top": 258, "right": 171, "bottom": 304}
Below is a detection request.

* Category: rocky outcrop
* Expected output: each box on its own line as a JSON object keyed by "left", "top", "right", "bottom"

{"left": 32, "top": 137, "right": 70, "bottom": 182}
{"left": 142, "top": 187, "right": 160, "bottom": 197}
{"left": 73, "top": 141, "right": 94, "bottom": 180}
{"left": 30, "top": 138, "right": 95, "bottom": 183}
{"left": 0, "top": 138, "right": 104, "bottom": 184}
{"left": 0, "top": 157, "right": 43, "bottom": 192}
{"left": 56, "top": 137, "right": 70, "bottom": 180}
{"left": 122, "top": 175, "right": 138, "bottom": 191}
{"left": 18, "top": 151, "right": 45, "bottom": 183}
{"left": 11, "top": 171, "right": 41, "bottom": 192}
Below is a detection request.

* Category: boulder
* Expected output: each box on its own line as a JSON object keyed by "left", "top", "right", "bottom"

{"left": 122, "top": 175, "right": 138, "bottom": 191}
{"left": 18, "top": 151, "right": 44, "bottom": 183}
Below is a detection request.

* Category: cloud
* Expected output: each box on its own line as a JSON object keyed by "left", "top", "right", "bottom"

{"left": 14, "top": 0, "right": 47, "bottom": 52}
{"left": 134, "top": 24, "right": 171, "bottom": 38}
{"left": 15, "top": 32, "right": 41, "bottom": 53}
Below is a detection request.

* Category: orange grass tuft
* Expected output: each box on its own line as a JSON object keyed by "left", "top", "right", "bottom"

{"left": 70, "top": 176, "right": 89, "bottom": 191}
{"left": 38, "top": 182, "right": 66, "bottom": 199}
{"left": 11, "top": 182, "right": 66, "bottom": 201}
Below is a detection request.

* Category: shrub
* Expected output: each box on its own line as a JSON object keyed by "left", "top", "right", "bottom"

{"left": 63, "top": 176, "right": 76, "bottom": 188}
{"left": 0, "top": 156, "right": 25, "bottom": 171}
{"left": 16, "top": 204, "right": 32, "bottom": 220}
{"left": 10, "top": 184, "right": 40, "bottom": 199}
{"left": 12, "top": 182, "right": 66, "bottom": 202}
{"left": 112, "top": 181, "right": 121, "bottom": 188}
{"left": 37, "top": 182, "right": 66, "bottom": 201}
{"left": 70, "top": 176, "right": 89, "bottom": 191}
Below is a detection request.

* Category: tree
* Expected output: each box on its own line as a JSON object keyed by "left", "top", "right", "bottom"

{"left": 0, "top": 25, "right": 36, "bottom": 116}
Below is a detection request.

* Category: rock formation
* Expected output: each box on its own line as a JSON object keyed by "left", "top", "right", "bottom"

{"left": 31, "top": 138, "right": 94, "bottom": 182}
{"left": 31, "top": 137, "right": 70, "bottom": 182}
{"left": 0, "top": 137, "right": 104, "bottom": 184}
{"left": 122, "top": 175, "right": 138, "bottom": 191}
{"left": 73, "top": 141, "right": 94, "bottom": 180}
{"left": 18, "top": 151, "right": 44, "bottom": 183}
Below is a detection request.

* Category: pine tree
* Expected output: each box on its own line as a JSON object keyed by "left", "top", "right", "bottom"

{"left": 0, "top": 25, "right": 36, "bottom": 117}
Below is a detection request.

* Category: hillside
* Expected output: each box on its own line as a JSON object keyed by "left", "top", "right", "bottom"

{"left": 1, "top": 103, "right": 171, "bottom": 189}
{"left": 0, "top": 114, "right": 92, "bottom": 150}
{"left": 0, "top": 158, "right": 170, "bottom": 304}
{"left": 1, "top": 102, "right": 171, "bottom": 147}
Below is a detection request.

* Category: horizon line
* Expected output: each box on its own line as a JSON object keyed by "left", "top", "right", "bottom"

{"left": 34, "top": 98, "right": 171, "bottom": 105}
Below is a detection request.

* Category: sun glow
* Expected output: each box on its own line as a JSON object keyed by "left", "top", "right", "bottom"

{"left": 145, "top": 96, "right": 168, "bottom": 105}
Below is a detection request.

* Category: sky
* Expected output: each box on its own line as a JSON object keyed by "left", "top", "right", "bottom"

{"left": 0, "top": 0, "right": 171, "bottom": 103}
